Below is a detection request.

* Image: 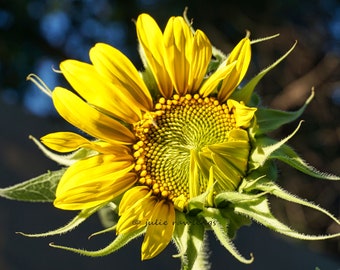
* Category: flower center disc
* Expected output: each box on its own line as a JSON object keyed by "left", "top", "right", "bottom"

{"left": 133, "top": 94, "right": 237, "bottom": 209}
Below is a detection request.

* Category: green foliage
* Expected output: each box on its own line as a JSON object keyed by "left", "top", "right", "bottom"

{"left": 0, "top": 169, "right": 65, "bottom": 202}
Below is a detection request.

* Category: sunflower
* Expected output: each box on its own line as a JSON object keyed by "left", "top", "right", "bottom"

{"left": 40, "top": 13, "right": 255, "bottom": 260}
{"left": 6, "top": 11, "right": 339, "bottom": 270}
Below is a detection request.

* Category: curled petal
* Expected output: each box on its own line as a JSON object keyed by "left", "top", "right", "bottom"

{"left": 227, "top": 99, "right": 257, "bottom": 128}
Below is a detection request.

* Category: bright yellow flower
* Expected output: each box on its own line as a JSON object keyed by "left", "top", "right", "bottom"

{"left": 40, "top": 13, "right": 255, "bottom": 260}
{"left": 1, "top": 10, "right": 337, "bottom": 269}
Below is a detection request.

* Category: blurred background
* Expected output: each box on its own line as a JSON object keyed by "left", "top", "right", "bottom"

{"left": 0, "top": 0, "right": 339, "bottom": 269}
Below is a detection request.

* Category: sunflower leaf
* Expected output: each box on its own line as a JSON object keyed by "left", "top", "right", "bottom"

{"left": 0, "top": 169, "right": 65, "bottom": 202}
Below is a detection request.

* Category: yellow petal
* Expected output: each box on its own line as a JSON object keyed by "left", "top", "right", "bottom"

{"left": 141, "top": 200, "right": 175, "bottom": 260}
{"left": 90, "top": 43, "right": 153, "bottom": 111}
{"left": 187, "top": 30, "right": 212, "bottom": 92}
{"left": 118, "top": 186, "right": 151, "bottom": 216}
{"left": 41, "top": 132, "right": 91, "bottom": 152}
{"left": 52, "top": 87, "right": 135, "bottom": 144}
{"left": 116, "top": 194, "right": 157, "bottom": 235}
{"left": 208, "top": 129, "right": 250, "bottom": 190}
{"left": 189, "top": 150, "right": 201, "bottom": 199}
{"left": 199, "top": 61, "right": 236, "bottom": 97}
{"left": 60, "top": 60, "right": 141, "bottom": 124}
{"left": 163, "top": 16, "right": 192, "bottom": 96}
{"left": 218, "top": 37, "right": 251, "bottom": 102}
{"left": 227, "top": 99, "right": 257, "bottom": 128}
{"left": 41, "top": 131, "right": 131, "bottom": 156}
{"left": 136, "top": 13, "right": 173, "bottom": 98}
{"left": 54, "top": 154, "right": 136, "bottom": 210}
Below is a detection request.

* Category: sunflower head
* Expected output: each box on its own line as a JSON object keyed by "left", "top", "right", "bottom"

{"left": 6, "top": 11, "right": 339, "bottom": 270}
{"left": 132, "top": 93, "right": 255, "bottom": 211}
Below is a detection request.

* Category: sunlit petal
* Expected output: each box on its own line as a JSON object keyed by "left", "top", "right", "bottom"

{"left": 218, "top": 37, "right": 251, "bottom": 102}
{"left": 118, "top": 186, "right": 151, "bottom": 216}
{"left": 52, "top": 87, "right": 135, "bottom": 144}
{"left": 227, "top": 99, "right": 257, "bottom": 128}
{"left": 136, "top": 13, "right": 173, "bottom": 98}
{"left": 60, "top": 60, "right": 141, "bottom": 123}
{"left": 54, "top": 154, "right": 135, "bottom": 210}
{"left": 199, "top": 61, "right": 236, "bottom": 97}
{"left": 163, "top": 16, "right": 192, "bottom": 95}
{"left": 141, "top": 200, "right": 175, "bottom": 260}
{"left": 116, "top": 194, "right": 157, "bottom": 235}
{"left": 187, "top": 30, "right": 212, "bottom": 92}
{"left": 90, "top": 43, "right": 153, "bottom": 111}
{"left": 41, "top": 131, "right": 131, "bottom": 156}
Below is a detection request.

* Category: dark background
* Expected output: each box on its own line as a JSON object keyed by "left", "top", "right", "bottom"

{"left": 0, "top": 0, "right": 339, "bottom": 269}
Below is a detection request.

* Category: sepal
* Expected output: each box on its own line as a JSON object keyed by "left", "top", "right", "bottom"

{"left": 255, "top": 89, "right": 314, "bottom": 135}
{"left": 172, "top": 212, "right": 208, "bottom": 270}
{"left": 50, "top": 227, "right": 145, "bottom": 257}
{"left": 224, "top": 192, "right": 340, "bottom": 240}
{"left": 249, "top": 121, "right": 303, "bottom": 171}
{"left": 245, "top": 180, "right": 340, "bottom": 225}
{"left": 230, "top": 41, "right": 297, "bottom": 104}
{"left": 271, "top": 143, "right": 340, "bottom": 180}
{"left": 17, "top": 206, "right": 100, "bottom": 237}
{"left": 199, "top": 207, "right": 254, "bottom": 264}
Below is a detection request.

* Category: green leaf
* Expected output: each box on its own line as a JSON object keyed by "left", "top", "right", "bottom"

{"left": 230, "top": 41, "right": 297, "bottom": 104}
{"left": 50, "top": 227, "right": 145, "bottom": 257}
{"left": 0, "top": 169, "right": 65, "bottom": 202}
{"left": 271, "top": 144, "right": 340, "bottom": 180}
{"left": 255, "top": 89, "right": 314, "bottom": 134}
{"left": 218, "top": 206, "right": 252, "bottom": 239}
